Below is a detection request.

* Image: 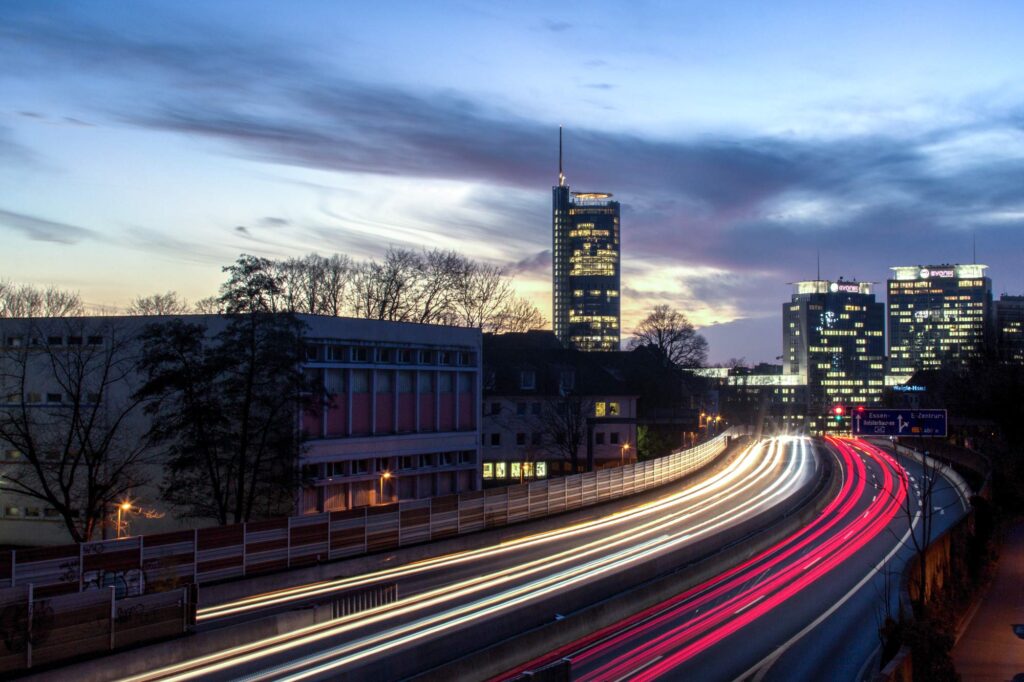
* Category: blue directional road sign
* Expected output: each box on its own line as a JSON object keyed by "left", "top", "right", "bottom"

{"left": 852, "top": 409, "right": 947, "bottom": 437}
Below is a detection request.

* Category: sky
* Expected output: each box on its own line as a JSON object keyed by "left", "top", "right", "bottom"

{"left": 3, "top": 1, "right": 1024, "bottom": 363}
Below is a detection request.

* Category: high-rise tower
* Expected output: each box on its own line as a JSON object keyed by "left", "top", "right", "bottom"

{"left": 887, "top": 264, "right": 993, "bottom": 376}
{"left": 552, "top": 127, "right": 621, "bottom": 352}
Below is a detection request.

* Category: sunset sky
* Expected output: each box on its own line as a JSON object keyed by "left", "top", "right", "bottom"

{"left": 3, "top": 1, "right": 1024, "bottom": 363}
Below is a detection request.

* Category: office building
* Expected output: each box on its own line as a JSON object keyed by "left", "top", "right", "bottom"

{"left": 0, "top": 314, "right": 482, "bottom": 545}
{"left": 887, "top": 264, "right": 993, "bottom": 376}
{"left": 996, "top": 294, "right": 1024, "bottom": 364}
{"left": 552, "top": 127, "right": 621, "bottom": 352}
{"left": 783, "top": 279, "right": 886, "bottom": 413}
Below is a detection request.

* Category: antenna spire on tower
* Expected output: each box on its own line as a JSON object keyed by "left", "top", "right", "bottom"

{"left": 558, "top": 125, "right": 566, "bottom": 187}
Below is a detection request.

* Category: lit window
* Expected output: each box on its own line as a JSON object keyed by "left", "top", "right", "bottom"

{"left": 595, "top": 402, "right": 607, "bottom": 417}
{"left": 495, "top": 462, "right": 507, "bottom": 478}
{"left": 511, "top": 462, "right": 521, "bottom": 479}
{"left": 483, "top": 462, "right": 493, "bottom": 479}
{"left": 536, "top": 462, "right": 547, "bottom": 478}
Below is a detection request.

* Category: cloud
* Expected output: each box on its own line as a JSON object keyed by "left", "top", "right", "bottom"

{"left": 584, "top": 83, "right": 615, "bottom": 90}
{"left": 509, "top": 250, "right": 551, "bottom": 276}
{"left": 543, "top": 20, "right": 573, "bottom": 32}
{"left": 7, "top": 9, "right": 1024, "bottom": 351}
{"left": 0, "top": 208, "right": 100, "bottom": 244}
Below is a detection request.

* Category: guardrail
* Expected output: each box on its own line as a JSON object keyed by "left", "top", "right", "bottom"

{"left": 1, "top": 430, "right": 742, "bottom": 598}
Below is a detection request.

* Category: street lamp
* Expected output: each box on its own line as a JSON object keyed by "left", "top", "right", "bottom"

{"left": 379, "top": 470, "right": 392, "bottom": 504}
{"left": 620, "top": 442, "right": 631, "bottom": 466}
{"left": 116, "top": 500, "right": 133, "bottom": 539}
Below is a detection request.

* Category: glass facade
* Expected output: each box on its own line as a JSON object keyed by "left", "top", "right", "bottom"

{"left": 887, "top": 264, "right": 993, "bottom": 374}
{"left": 782, "top": 280, "right": 885, "bottom": 412}
{"left": 552, "top": 186, "right": 621, "bottom": 352}
{"left": 996, "top": 294, "right": 1024, "bottom": 364}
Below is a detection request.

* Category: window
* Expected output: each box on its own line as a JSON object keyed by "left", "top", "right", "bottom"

{"left": 398, "top": 349, "right": 414, "bottom": 363}
{"left": 304, "top": 345, "right": 320, "bottom": 361}
{"left": 353, "top": 459, "right": 369, "bottom": 474}
{"left": 458, "top": 373, "right": 472, "bottom": 392}
{"left": 419, "top": 372, "right": 433, "bottom": 393}
{"left": 398, "top": 371, "right": 414, "bottom": 393}
{"left": 516, "top": 402, "right": 527, "bottom": 416}
{"left": 67, "top": 336, "right": 82, "bottom": 346}
{"left": 376, "top": 371, "right": 393, "bottom": 393}
{"left": 523, "top": 462, "right": 534, "bottom": 478}
{"left": 435, "top": 372, "right": 452, "bottom": 393}
{"left": 608, "top": 402, "right": 621, "bottom": 416}
{"left": 4, "top": 507, "right": 21, "bottom": 517}
{"left": 5, "top": 336, "right": 22, "bottom": 347}
{"left": 596, "top": 432, "right": 605, "bottom": 445}
{"left": 325, "top": 368, "right": 344, "bottom": 394}
{"left": 46, "top": 393, "right": 62, "bottom": 403}
{"left": 376, "top": 348, "right": 392, "bottom": 363}
{"left": 483, "top": 462, "right": 494, "bottom": 479}
{"left": 595, "top": 402, "right": 606, "bottom": 417}
{"left": 47, "top": 336, "right": 63, "bottom": 346}
{"left": 490, "top": 433, "right": 501, "bottom": 446}
{"left": 520, "top": 370, "right": 536, "bottom": 390}
{"left": 439, "top": 351, "right": 452, "bottom": 365}
{"left": 399, "top": 455, "right": 416, "bottom": 470}
{"left": 25, "top": 507, "right": 41, "bottom": 518}
{"left": 560, "top": 370, "right": 575, "bottom": 392}
{"left": 26, "top": 392, "right": 41, "bottom": 404}
{"left": 495, "top": 462, "right": 507, "bottom": 479}
{"left": 4, "top": 449, "right": 22, "bottom": 461}
{"left": 531, "top": 432, "right": 542, "bottom": 446}
{"left": 329, "top": 345, "right": 347, "bottom": 361}
{"left": 459, "top": 351, "right": 476, "bottom": 366}
{"left": 510, "top": 462, "right": 521, "bottom": 479}
{"left": 87, "top": 392, "right": 101, "bottom": 404}
{"left": 419, "top": 350, "right": 434, "bottom": 364}
{"left": 536, "top": 462, "right": 548, "bottom": 478}
{"left": 516, "top": 432, "right": 526, "bottom": 446}
{"left": 352, "top": 347, "right": 369, "bottom": 362}
{"left": 351, "top": 370, "right": 370, "bottom": 393}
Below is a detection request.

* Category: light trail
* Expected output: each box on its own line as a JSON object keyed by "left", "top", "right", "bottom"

{"left": 125, "top": 437, "right": 812, "bottom": 682}
{"left": 498, "top": 437, "right": 910, "bottom": 682}
{"left": 199, "top": 438, "right": 785, "bottom": 622}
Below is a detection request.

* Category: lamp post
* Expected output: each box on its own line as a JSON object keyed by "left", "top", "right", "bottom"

{"left": 620, "top": 442, "right": 631, "bottom": 466}
{"left": 116, "top": 500, "right": 133, "bottom": 539}
{"left": 379, "top": 471, "right": 392, "bottom": 504}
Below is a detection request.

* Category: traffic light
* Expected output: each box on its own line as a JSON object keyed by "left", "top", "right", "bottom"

{"left": 833, "top": 405, "right": 845, "bottom": 416}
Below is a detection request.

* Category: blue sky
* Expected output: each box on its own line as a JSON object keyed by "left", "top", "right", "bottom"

{"left": 3, "top": 1, "right": 1024, "bottom": 363}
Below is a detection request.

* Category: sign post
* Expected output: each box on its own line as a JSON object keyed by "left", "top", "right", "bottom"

{"left": 852, "top": 409, "right": 947, "bottom": 437}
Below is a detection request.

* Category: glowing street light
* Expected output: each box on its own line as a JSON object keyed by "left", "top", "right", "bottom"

{"left": 620, "top": 442, "right": 631, "bottom": 466}
{"left": 379, "top": 471, "right": 392, "bottom": 504}
{"left": 116, "top": 500, "right": 133, "bottom": 539}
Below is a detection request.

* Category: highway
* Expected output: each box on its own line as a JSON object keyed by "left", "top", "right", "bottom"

{"left": 116, "top": 437, "right": 817, "bottom": 681}
{"left": 499, "top": 437, "right": 969, "bottom": 681}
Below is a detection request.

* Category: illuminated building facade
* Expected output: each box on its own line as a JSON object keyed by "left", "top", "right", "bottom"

{"left": 887, "top": 264, "right": 993, "bottom": 375}
{"left": 552, "top": 128, "right": 621, "bottom": 352}
{"left": 996, "top": 294, "right": 1024, "bottom": 364}
{"left": 783, "top": 279, "right": 885, "bottom": 413}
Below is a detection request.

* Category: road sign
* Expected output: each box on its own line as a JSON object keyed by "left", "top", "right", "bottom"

{"left": 852, "top": 409, "right": 947, "bottom": 437}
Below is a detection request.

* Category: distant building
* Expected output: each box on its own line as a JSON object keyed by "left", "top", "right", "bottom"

{"left": 481, "top": 331, "right": 637, "bottom": 483}
{"left": 695, "top": 366, "right": 809, "bottom": 434}
{"left": 0, "top": 314, "right": 482, "bottom": 545}
{"left": 996, "top": 294, "right": 1024, "bottom": 364}
{"left": 552, "top": 127, "right": 621, "bottom": 352}
{"left": 887, "top": 264, "right": 993, "bottom": 376}
{"left": 783, "top": 279, "right": 886, "bottom": 413}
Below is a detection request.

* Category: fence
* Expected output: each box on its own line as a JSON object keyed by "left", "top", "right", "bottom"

{"left": 0, "top": 583, "right": 196, "bottom": 675}
{"left": 0, "top": 431, "right": 740, "bottom": 598}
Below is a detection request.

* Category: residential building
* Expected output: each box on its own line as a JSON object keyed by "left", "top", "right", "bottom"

{"left": 0, "top": 314, "right": 481, "bottom": 545}
{"left": 481, "top": 331, "right": 637, "bottom": 484}
{"left": 783, "top": 279, "right": 886, "bottom": 414}
{"left": 887, "top": 264, "right": 993, "bottom": 376}
{"left": 552, "top": 127, "right": 621, "bottom": 352}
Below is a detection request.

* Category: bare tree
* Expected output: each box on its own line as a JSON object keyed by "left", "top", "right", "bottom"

{"left": 127, "top": 291, "right": 191, "bottom": 316}
{"left": 193, "top": 296, "right": 223, "bottom": 314}
{"left": 318, "top": 254, "right": 351, "bottom": 316}
{"left": 492, "top": 296, "right": 547, "bottom": 334}
{"left": 539, "top": 394, "right": 593, "bottom": 474}
{"left": 0, "top": 318, "right": 153, "bottom": 542}
{"left": 349, "top": 248, "right": 423, "bottom": 321}
{"left": 0, "top": 281, "right": 84, "bottom": 318}
{"left": 629, "top": 304, "right": 709, "bottom": 368}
